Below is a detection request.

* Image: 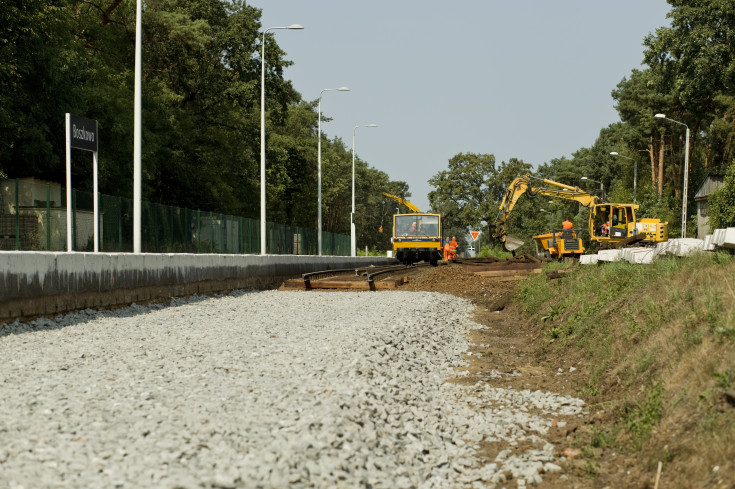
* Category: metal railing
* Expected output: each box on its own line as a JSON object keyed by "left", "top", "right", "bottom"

{"left": 0, "top": 178, "right": 349, "bottom": 255}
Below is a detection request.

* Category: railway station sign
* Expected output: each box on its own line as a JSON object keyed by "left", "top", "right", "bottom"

{"left": 65, "top": 113, "right": 100, "bottom": 252}
{"left": 470, "top": 231, "right": 481, "bottom": 241}
{"left": 68, "top": 114, "right": 98, "bottom": 152}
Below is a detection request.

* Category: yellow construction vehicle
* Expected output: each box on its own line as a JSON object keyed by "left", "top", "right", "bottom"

{"left": 493, "top": 173, "right": 668, "bottom": 252}
{"left": 532, "top": 228, "right": 585, "bottom": 259}
{"left": 382, "top": 193, "right": 443, "bottom": 265}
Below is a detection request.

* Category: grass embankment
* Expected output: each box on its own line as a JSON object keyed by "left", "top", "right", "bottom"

{"left": 517, "top": 252, "right": 735, "bottom": 485}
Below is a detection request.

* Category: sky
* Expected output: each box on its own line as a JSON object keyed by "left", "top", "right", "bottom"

{"left": 257, "top": 0, "right": 672, "bottom": 212}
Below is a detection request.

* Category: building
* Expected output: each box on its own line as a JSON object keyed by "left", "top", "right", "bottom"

{"left": 694, "top": 173, "right": 725, "bottom": 239}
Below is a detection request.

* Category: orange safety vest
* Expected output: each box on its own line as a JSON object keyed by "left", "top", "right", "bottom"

{"left": 562, "top": 220, "right": 573, "bottom": 229}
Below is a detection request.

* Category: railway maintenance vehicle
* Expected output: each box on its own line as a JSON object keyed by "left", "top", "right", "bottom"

{"left": 493, "top": 173, "right": 668, "bottom": 253}
{"left": 383, "top": 193, "right": 443, "bottom": 265}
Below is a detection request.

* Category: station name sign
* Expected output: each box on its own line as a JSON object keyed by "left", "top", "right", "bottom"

{"left": 69, "top": 114, "right": 98, "bottom": 152}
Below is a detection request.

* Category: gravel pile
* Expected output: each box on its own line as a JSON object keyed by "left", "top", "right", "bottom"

{"left": 0, "top": 290, "right": 585, "bottom": 488}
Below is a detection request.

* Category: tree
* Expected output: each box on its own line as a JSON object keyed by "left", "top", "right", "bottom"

{"left": 708, "top": 162, "right": 735, "bottom": 229}
{"left": 0, "top": 0, "right": 81, "bottom": 179}
{"left": 428, "top": 153, "right": 532, "bottom": 245}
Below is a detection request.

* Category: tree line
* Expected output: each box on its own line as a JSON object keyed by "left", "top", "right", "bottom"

{"left": 0, "top": 0, "right": 407, "bottom": 251}
{"left": 429, "top": 0, "right": 735, "bottom": 251}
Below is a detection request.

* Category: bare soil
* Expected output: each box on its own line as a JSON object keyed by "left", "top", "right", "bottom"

{"left": 401, "top": 262, "right": 680, "bottom": 489}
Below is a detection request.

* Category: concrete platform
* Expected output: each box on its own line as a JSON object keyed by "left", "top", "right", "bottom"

{"left": 0, "top": 252, "right": 397, "bottom": 324}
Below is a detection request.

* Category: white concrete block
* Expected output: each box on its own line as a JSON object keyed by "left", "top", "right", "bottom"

{"left": 655, "top": 240, "right": 680, "bottom": 255}
{"left": 579, "top": 254, "right": 598, "bottom": 265}
{"left": 675, "top": 238, "right": 705, "bottom": 256}
{"left": 713, "top": 228, "right": 726, "bottom": 246}
{"left": 627, "top": 248, "right": 656, "bottom": 264}
{"left": 597, "top": 249, "right": 621, "bottom": 262}
{"left": 723, "top": 227, "right": 735, "bottom": 249}
{"left": 703, "top": 234, "right": 715, "bottom": 251}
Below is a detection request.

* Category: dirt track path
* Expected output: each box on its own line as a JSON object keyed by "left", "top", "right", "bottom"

{"left": 404, "top": 263, "right": 619, "bottom": 488}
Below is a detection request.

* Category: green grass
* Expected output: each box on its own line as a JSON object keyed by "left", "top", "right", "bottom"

{"left": 514, "top": 250, "right": 735, "bottom": 456}
{"left": 625, "top": 382, "right": 665, "bottom": 450}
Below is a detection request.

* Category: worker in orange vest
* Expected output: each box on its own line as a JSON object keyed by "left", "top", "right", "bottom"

{"left": 562, "top": 216, "right": 573, "bottom": 229}
{"left": 443, "top": 237, "right": 450, "bottom": 262}
{"left": 601, "top": 219, "right": 610, "bottom": 236}
{"left": 449, "top": 236, "right": 458, "bottom": 261}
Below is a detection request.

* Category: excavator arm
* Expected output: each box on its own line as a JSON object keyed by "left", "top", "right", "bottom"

{"left": 382, "top": 192, "right": 422, "bottom": 213}
{"left": 493, "top": 173, "right": 602, "bottom": 251}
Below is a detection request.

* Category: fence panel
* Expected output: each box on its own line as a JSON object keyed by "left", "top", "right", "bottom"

{"left": 0, "top": 178, "right": 348, "bottom": 255}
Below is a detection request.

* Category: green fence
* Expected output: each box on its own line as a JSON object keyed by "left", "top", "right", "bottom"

{"left": 0, "top": 178, "right": 349, "bottom": 255}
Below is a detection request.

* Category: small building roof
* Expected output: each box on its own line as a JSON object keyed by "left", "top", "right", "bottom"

{"left": 694, "top": 173, "right": 725, "bottom": 201}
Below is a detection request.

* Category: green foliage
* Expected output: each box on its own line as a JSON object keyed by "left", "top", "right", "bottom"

{"left": 0, "top": 0, "right": 404, "bottom": 253}
{"left": 714, "top": 368, "right": 735, "bottom": 390}
{"left": 428, "top": 154, "right": 532, "bottom": 247}
{"left": 625, "top": 382, "right": 665, "bottom": 450}
{"left": 709, "top": 161, "right": 735, "bottom": 229}
{"left": 477, "top": 244, "right": 512, "bottom": 260}
{"left": 541, "top": 305, "right": 564, "bottom": 323}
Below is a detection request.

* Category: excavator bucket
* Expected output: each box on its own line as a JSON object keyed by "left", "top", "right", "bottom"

{"left": 502, "top": 236, "right": 524, "bottom": 252}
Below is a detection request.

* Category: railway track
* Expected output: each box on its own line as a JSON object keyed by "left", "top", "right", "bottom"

{"left": 281, "top": 263, "right": 431, "bottom": 291}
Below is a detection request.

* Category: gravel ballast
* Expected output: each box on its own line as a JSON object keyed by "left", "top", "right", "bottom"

{"left": 0, "top": 290, "right": 585, "bottom": 488}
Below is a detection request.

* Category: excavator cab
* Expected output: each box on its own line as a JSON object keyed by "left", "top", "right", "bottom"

{"left": 590, "top": 204, "right": 636, "bottom": 240}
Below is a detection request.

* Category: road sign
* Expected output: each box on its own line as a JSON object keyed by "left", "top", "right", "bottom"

{"left": 470, "top": 231, "right": 481, "bottom": 241}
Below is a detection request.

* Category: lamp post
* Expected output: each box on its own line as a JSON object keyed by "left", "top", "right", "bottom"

{"left": 655, "top": 113, "right": 690, "bottom": 237}
{"left": 317, "top": 87, "right": 350, "bottom": 256}
{"left": 133, "top": 0, "right": 142, "bottom": 253}
{"left": 351, "top": 123, "right": 378, "bottom": 257}
{"left": 581, "top": 176, "right": 603, "bottom": 196}
{"left": 260, "top": 24, "right": 303, "bottom": 255}
{"left": 610, "top": 152, "right": 637, "bottom": 202}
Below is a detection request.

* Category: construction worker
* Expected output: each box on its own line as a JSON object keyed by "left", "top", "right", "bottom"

{"left": 601, "top": 219, "right": 610, "bottom": 236}
{"left": 409, "top": 221, "right": 417, "bottom": 234}
{"left": 562, "top": 216, "right": 573, "bottom": 229}
{"left": 449, "top": 236, "right": 458, "bottom": 261}
{"left": 443, "top": 238, "right": 451, "bottom": 261}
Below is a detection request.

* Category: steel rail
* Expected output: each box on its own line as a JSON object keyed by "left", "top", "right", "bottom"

{"left": 301, "top": 268, "right": 358, "bottom": 288}
{"left": 366, "top": 262, "right": 429, "bottom": 285}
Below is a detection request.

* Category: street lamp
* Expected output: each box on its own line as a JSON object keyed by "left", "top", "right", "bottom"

{"left": 655, "top": 113, "right": 690, "bottom": 237}
{"left": 260, "top": 24, "right": 303, "bottom": 255}
{"left": 133, "top": 0, "right": 142, "bottom": 253}
{"left": 351, "top": 123, "right": 378, "bottom": 257}
{"left": 610, "top": 152, "right": 637, "bottom": 202}
{"left": 581, "top": 176, "right": 603, "bottom": 196}
{"left": 317, "top": 87, "right": 350, "bottom": 256}
{"left": 539, "top": 208, "right": 552, "bottom": 214}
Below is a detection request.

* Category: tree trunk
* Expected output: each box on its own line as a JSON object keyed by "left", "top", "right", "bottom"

{"left": 671, "top": 136, "right": 680, "bottom": 199}
{"left": 723, "top": 134, "right": 734, "bottom": 165}
{"left": 648, "top": 136, "right": 656, "bottom": 185}
{"left": 658, "top": 132, "right": 665, "bottom": 196}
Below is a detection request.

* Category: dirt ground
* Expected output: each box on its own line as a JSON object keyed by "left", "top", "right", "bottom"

{"left": 401, "top": 262, "right": 651, "bottom": 489}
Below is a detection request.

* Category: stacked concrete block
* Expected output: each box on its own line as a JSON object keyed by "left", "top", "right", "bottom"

{"left": 722, "top": 228, "right": 735, "bottom": 249}
{"left": 703, "top": 234, "right": 715, "bottom": 251}
{"left": 597, "top": 249, "right": 622, "bottom": 262}
{"left": 621, "top": 247, "right": 656, "bottom": 264}
{"left": 655, "top": 240, "right": 677, "bottom": 256}
{"left": 579, "top": 254, "right": 599, "bottom": 265}
{"left": 713, "top": 229, "right": 726, "bottom": 247}
{"left": 673, "top": 238, "right": 705, "bottom": 256}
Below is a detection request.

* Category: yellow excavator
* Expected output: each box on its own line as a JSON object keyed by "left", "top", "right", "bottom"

{"left": 382, "top": 193, "right": 443, "bottom": 265}
{"left": 493, "top": 173, "right": 668, "bottom": 253}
